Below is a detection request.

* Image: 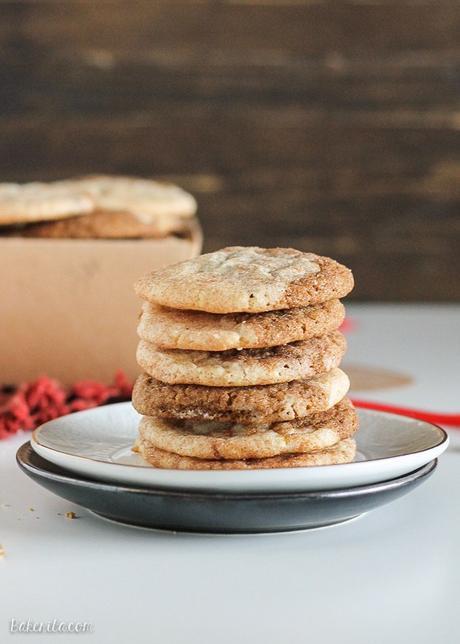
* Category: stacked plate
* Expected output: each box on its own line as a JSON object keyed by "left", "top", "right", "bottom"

{"left": 16, "top": 402, "right": 448, "bottom": 534}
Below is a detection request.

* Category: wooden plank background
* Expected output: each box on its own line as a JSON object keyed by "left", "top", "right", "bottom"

{"left": 1, "top": 1, "right": 459, "bottom": 301}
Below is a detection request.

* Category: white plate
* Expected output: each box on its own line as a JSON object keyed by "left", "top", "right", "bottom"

{"left": 31, "top": 402, "right": 448, "bottom": 493}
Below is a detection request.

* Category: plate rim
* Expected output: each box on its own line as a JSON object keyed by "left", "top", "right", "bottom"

{"left": 17, "top": 441, "right": 438, "bottom": 500}
{"left": 31, "top": 401, "right": 449, "bottom": 475}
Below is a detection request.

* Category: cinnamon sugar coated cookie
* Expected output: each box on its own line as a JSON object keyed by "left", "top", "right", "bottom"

{"left": 138, "top": 398, "right": 358, "bottom": 460}
{"left": 72, "top": 175, "right": 196, "bottom": 218}
{"left": 132, "top": 244, "right": 356, "bottom": 470}
{"left": 136, "top": 437, "right": 357, "bottom": 470}
{"left": 132, "top": 367, "right": 350, "bottom": 424}
{"left": 138, "top": 299, "right": 345, "bottom": 351}
{"left": 0, "top": 180, "right": 93, "bottom": 224}
{"left": 136, "top": 331, "right": 346, "bottom": 386}
{"left": 2, "top": 175, "right": 197, "bottom": 236}
{"left": 134, "top": 246, "right": 354, "bottom": 313}
{"left": 18, "top": 209, "right": 194, "bottom": 239}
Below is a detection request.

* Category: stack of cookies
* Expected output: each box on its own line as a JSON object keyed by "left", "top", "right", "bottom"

{"left": 132, "top": 246, "right": 358, "bottom": 470}
{"left": 0, "top": 175, "right": 197, "bottom": 240}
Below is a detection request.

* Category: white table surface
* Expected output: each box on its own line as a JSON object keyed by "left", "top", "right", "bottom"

{"left": 1, "top": 304, "right": 459, "bottom": 644}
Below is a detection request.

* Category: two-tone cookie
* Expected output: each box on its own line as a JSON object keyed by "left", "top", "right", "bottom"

{"left": 0, "top": 180, "right": 93, "bottom": 225}
{"left": 135, "top": 246, "right": 354, "bottom": 313}
{"left": 135, "top": 436, "right": 357, "bottom": 470}
{"left": 8, "top": 175, "right": 197, "bottom": 238}
{"left": 132, "top": 367, "right": 350, "bottom": 424}
{"left": 19, "top": 209, "right": 195, "bottom": 239}
{"left": 136, "top": 331, "right": 346, "bottom": 386}
{"left": 137, "top": 299, "right": 345, "bottom": 351}
{"left": 138, "top": 398, "right": 358, "bottom": 460}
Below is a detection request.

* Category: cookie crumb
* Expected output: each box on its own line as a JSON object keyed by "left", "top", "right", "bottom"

{"left": 29, "top": 507, "right": 34, "bottom": 512}
{"left": 0, "top": 545, "right": 5, "bottom": 559}
{"left": 65, "top": 511, "right": 78, "bottom": 520}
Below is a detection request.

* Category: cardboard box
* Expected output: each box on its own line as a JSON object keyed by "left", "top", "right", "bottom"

{"left": 0, "top": 226, "right": 202, "bottom": 384}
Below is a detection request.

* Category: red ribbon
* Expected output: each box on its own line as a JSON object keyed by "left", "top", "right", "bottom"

{"left": 351, "top": 398, "right": 460, "bottom": 427}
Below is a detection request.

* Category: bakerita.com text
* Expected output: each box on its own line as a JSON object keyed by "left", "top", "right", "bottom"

{"left": 9, "top": 618, "right": 93, "bottom": 634}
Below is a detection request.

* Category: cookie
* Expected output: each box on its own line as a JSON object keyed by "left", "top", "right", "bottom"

{"left": 137, "top": 299, "right": 345, "bottom": 351}
{"left": 0, "top": 180, "right": 93, "bottom": 225}
{"left": 17, "top": 209, "right": 194, "bottom": 239}
{"left": 132, "top": 367, "right": 350, "bottom": 424}
{"left": 72, "top": 175, "right": 197, "bottom": 219}
{"left": 6, "top": 175, "right": 197, "bottom": 237}
{"left": 138, "top": 398, "right": 358, "bottom": 460}
{"left": 135, "top": 437, "right": 357, "bottom": 470}
{"left": 134, "top": 246, "right": 354, "bottom": 313}
{"left": 136, "top": 331, "right": 346, "bottom": 386}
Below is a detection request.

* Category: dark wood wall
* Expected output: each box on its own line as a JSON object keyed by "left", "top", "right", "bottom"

{"left": 1, "top": 1, "right": 459, "bottom": 301}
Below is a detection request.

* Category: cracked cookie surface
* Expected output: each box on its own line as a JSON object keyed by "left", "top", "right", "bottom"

{"left": 132, "top": 367, "right": 350, "bottom": 424}
{"left": 138, "top": 299, "right": 345, "bottom": 351}
{"left": 135, "top": 437, "right": 357, "bottom": 470}
{"left": 134, "top": 246, "right": 354, "bottom": 313}
{"left": 139, "top": 398, "right": 358, "bottom": 460}
{"left": 137, "top": 331, "right": 346, "bottom": 386}
{"left": 6, "top": 175, "right": 197, "bottom": 235}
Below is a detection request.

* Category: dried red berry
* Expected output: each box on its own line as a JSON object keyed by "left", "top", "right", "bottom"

{"left": 0, "top": 371, "right": 133, "bottom": 439}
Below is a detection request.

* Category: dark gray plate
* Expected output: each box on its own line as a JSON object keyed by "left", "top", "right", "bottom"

{"left": 17, "top": 442, "right": 436, "bottom": 534}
